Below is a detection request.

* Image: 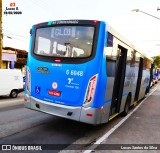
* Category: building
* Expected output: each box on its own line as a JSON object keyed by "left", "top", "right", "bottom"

{"left": 2, "top": 47, "right": 28, "bottom": 75}
{"left": 2, "top": 49, "right": 16, "bottom": 69}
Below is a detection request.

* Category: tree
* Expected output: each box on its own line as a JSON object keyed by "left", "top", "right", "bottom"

{"left": 153, "top": 55, "right": 160, "bottom": 68}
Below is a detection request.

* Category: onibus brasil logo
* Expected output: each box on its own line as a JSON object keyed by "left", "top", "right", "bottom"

{"left": 4, "top": 2, "right": 22, "bottom": 15}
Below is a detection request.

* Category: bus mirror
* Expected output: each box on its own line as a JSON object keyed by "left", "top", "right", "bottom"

{"left": 30, "top": 29, "right": 32, "bottom": 36}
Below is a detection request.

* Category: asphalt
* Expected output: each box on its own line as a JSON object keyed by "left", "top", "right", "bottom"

{"left": 0, "top": 92, "right": 24, "bottom": 108}
{"left": 93, "top": 82, "right": 160, "bottom": 153}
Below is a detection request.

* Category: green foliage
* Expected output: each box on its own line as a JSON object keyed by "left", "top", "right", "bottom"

{"left": 153, "top": 56, "right": 160, "bottom": 68}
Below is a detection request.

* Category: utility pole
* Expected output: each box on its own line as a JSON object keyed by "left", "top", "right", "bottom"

{"left": 0, "top": 0, "right": 2, "bottom": 69}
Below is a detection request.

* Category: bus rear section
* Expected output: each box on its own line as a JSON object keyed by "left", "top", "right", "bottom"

{"left": 24, "top": 20, "right": 107, "bottom": 125}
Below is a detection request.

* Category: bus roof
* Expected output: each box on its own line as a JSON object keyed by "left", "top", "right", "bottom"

{"left": 105, "top": 23, "right": 153, "bottom": 61}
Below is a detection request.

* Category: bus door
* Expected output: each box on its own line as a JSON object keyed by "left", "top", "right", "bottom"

{"left": 110, "top": 45, "right": 127, "bottom": 116}
{"left": 134, "top": 58, "right": 143, "bottom": 101}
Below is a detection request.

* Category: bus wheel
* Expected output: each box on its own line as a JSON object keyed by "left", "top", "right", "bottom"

{"left": 122, "top": 95, "right": 131, "bottom": 116}
{"left": 10, "top": 90, "right": 18, "bottom": 98}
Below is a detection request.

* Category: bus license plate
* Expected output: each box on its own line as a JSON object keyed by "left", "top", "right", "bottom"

{"left": 48, "top": 90, "right": 61, "bottom": 97}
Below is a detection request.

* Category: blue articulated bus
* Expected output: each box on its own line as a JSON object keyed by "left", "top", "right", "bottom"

{"left": 24, "top": 20, "right": 152, "bottom": 125}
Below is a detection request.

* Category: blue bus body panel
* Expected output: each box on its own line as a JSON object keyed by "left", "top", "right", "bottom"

{"left": 26, "top": 21, "right": 107, "bottom": 108}
{"left": 90, "top": 21, "right": 107, "bottom": 108}
{"left": 29, "top": 61, "right": 95, "bottom": 106}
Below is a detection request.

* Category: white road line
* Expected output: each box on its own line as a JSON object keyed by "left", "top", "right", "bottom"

{"left": 83, "top": 87, "right": 157, "bottom": 153}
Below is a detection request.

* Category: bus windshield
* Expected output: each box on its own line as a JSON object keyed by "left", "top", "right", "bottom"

{"left": 34, "top": 26, "right": 95, "bottom": 58}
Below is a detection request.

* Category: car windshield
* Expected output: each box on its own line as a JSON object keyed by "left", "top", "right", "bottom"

{"left": 34, "top": 26, "right": 95, "bottom": 58}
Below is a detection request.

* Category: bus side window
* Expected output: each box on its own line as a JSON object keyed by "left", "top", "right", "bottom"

{"left": 143, "top": 58, "right": 147, "bottom": 70}
{"left": 130, "top": 51, "right": 136, "bottom": 67}
{"left": 107, "top": 32, "right": 113, "bottom": 47}
{"left": 106, "top": 59, "right": 116, "bottom": 77}
{"left": 105, "top": 32, "right": 117, "bottom": 77}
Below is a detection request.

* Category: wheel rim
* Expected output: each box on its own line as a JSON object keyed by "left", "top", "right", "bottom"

{"left": 12, "top": 91, "right": 17, "bottom": 97}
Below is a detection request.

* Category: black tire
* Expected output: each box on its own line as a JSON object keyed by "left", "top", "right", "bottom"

{"left": 10, "top": 90, "right": 18, "bottom": 98}
{"left": 122, "top": 95, "right": 131, "bottom": 116}
{"left": 145, "top": 86, "right": 149, "bottom": 96}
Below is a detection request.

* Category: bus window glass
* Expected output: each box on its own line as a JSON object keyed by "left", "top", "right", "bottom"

{"left": 106, "top": 60, "right": 116, "bottom": 76}
{"left": 37, "top": 37, "right": 51, "bottom": 55}
{"left": 34, "top": 26, "right": 95, "bottom": 58}
{"left": 105, "top": 34, "right": 118, "bottom": 60}
{"left": 107, "top": 32, "right": 113, "bottom": 47}
{"left": 135, "top": 52, "right": 140, "bottom": 67}
{"left": 130, "top": 51, "right": 136, "bottom": 67}
{"left": 146, "top": 59, "right": 151, "bottom": 69}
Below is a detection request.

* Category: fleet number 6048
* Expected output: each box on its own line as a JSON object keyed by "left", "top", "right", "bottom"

{"left": 66, "top": 70, "right": 83, "bottom": 77}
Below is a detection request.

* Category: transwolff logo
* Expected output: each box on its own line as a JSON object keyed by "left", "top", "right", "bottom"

{"left": 36, "top": 66, "right": 50, "bottom": 74}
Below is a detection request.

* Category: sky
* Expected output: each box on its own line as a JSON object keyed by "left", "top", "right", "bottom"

{"left": 2, "top": 0, "right": 160, "bottom": 57}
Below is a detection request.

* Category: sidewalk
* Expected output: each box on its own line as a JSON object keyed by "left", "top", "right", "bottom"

{"left": 95, "top": 83, "right": 160, "bottom": 152}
